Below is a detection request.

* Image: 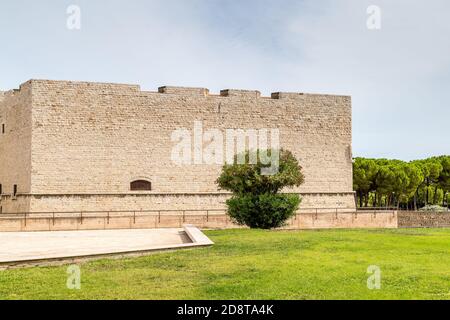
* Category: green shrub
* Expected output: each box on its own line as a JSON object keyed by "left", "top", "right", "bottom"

{"left": 217, "top": 149, "right": 304, "bottom": 195}
{"left": 216, "top": 149, "right": 304, "bottom": 229}
{"left": 226, "top": 193, "right": 301, "bottom": 229}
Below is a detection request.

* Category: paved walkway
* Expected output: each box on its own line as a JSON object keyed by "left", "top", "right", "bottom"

{"left": 0, "top": 228, "right": 193, "bottom": 266}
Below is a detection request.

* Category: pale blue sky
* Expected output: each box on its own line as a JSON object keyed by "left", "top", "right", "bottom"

{"left": 1, "top": 0, "right": 449, "bottom": 160}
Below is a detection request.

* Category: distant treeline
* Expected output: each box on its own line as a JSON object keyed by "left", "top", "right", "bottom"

{"left": 353, "top": 156, "right": 450, "bottom": 209}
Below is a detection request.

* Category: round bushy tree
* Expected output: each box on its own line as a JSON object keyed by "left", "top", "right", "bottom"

{"left": 216, "top": 149, "right": 305, "bottom": 229}
{"left": 226, "top": 193, "right": 301, "bottom": 229}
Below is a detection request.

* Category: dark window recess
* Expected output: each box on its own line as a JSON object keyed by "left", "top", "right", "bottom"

{"left": 2, "top": 124, "right": 4, "bottom": 134}
{"left": 0, "top": 184, "right": 2, "bottom": 195}
{"left": 13, "top": 184, "right": 17, "bottom": 196}
{"left": 130, "top": 180, "right": 152, "bottom": 191}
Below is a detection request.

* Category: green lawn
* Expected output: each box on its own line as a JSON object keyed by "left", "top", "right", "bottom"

{"left": 1, "top": 228, "right": 449, "bottom": 300}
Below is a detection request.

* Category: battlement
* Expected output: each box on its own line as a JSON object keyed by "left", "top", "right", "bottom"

{"left": 271, "top": 92, "right": 305, "bottom": 99}
{"left": 3, "top": 80, "right": 349, "bottom": 102}
{"left": 158, "top": 86, "right": 209, "bottom": 96}
{"left": 0, "top": 81, "right": 34, "bottom": 105}
{"left": 2, "top": 88, "right": 22, "bottom": 97}
{"left": 220, "top": 89, "right": 261, "bottom": 99}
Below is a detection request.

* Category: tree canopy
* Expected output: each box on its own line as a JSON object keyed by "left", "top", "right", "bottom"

{"left": 216, "top": 149, "right": 305, "bottom": 229}
{"left": 353, "top": 156, "right": 450, "bottom": 209}
{"left": 216, "top": 149, "right": 304, "bottom": 195}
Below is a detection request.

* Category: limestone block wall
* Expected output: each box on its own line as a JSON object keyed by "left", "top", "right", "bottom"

{"left": 20, "top": 192, "right": 355, "bottom": 213}
{"left": 0, "top": 195, "right": 30, "bottom": 213}
{"left": 30, "top": 80, "right": 352, "bottom": 193}
{"left": 0, "top": 82, "right": 32, "bottom": 213}
{"left": 0, "top": 79, "right": 354, "bottom": 214}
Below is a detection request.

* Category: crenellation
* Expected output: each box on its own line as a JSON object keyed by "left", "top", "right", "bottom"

{"left": 158, "top": 86, "right": 209, "bottom": 96}
{"left": 30, "top": 79, "right": 141, "bottom": 97}
{"left": 220, "top": 89, "right": 261, "bottom": 99}
{"left": 271, "top": 92, "right": 304, "bottom": 99}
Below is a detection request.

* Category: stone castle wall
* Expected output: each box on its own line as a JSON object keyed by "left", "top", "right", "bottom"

{"left": 0, "top": 83, "right": 33, "bottom": 213}
{"left": 0, "top": 79, "right": 354, "bottom": 213}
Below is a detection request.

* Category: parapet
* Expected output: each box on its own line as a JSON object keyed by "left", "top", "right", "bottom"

{"left": 2, "top": 80, "right": 350, "bottom": 103}
{"left": 0, "top": 81, "right": 33, "bottom": 100}
{"left": 220, "top": 89, "right": 261, "bottom": 99}
{"left": 271, "top": 92, "right": 304, "bottom": 99}
{"left": 158, "top": 86, "right": 209, "bottom": 97}
{"left": 272, "top": 91, "right": 351, "bottom": 104}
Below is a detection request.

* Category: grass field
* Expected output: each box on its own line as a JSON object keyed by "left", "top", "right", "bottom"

{"left": 0, "top": 228, "right": 449, "bottom": 300}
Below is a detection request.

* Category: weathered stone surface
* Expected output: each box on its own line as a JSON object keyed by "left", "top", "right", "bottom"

{"left": 398, "top": 211, "right": 450, "bottom": 228}
{"left": 0, "top": 79, "right": 354, "bottom": 213}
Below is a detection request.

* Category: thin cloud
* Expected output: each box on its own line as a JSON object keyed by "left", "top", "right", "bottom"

{"left": 0, "top": 0, "right": 449, "bottom": 160}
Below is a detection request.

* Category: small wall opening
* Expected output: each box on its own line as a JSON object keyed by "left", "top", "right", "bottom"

{"left": 130, "top": 180, "right": 152, "bottom": 191}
